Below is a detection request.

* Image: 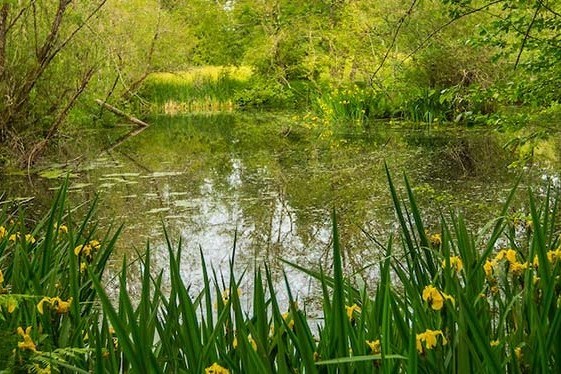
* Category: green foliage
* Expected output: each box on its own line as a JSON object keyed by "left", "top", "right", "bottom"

{"left": 234, "top": 78, "right": 297, "bottom": 109}
{"left": 137, "top": 67, "right": 253, "bottom": 113}
{"left": 313, "top": 84, "right": 391, "bottom": 125}
{"left": 0, "top": 2, "right": 107, "bottom": 162}
{"left": 3, "top": 0, "right": 561, "bottom": 165}
{"left": 2, "top": 173, "right": 561, "bottom": 371}
{"left": 0, "top": 182, "right": 118, "bottom": 372}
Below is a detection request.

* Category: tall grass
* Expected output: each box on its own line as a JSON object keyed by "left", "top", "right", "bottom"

{"left": 0, "top": 183, "right": 119, "bottom": 372}
{"left": 1, "top": 172, "right": 560, "bottom": 372}
{"left": 311, "top": 84, "right": 393, "bottom": 128}
{"left": 138, "top": 66, "right": 253, "bottom": 114}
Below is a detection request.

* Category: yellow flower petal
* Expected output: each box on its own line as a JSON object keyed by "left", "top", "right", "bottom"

{"left": 345, "top": 303, "right": 361, "bottom": 321}
{"left": 484, "top": 260, "right": 495, "bottom": 278}
{"left": 442, "top": 256, "right": 463, "bottom": 273}
{"left": 416, "top": 329, "right": 445, "bottom": 353}
{"left": 282, "top": 312, "right": 295, "bottom": 330}
{"left": 509, "top": 261, "right": 528, "bottom": 276}
{"left": 16, "top": 326, "right": 36, "bottom": 351}
{"left": 366, "top": 339, "right": 381, "bottom": 354}
{"left": 429, "top": 233, "right": 442, "bottom": 247}
{"left": 55, "top": 297, "right": 72, "bottom": 314}
{"left": 205, "top": 362, "right": 229, "bottom": 374}
{"left": 506, "top": 250, "right": 517, "bottom": 263}
{"left": 422, "top": 285, "right": 453, "bottom": 311}
{"left": 37, "top": 297, "right": 51, "bottom": 315}
{"left": 7, "top": 297, "right": 17, "bottom": 313}
{"left": 514, "top": 346, "right": 522, "bottom": 360}
{"left": 74, "top": 245, "right": 83, "bottom": 256}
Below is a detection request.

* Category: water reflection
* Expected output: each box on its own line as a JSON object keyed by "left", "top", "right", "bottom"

{"left": 1, "top": 113, "right": 559, "bottom": 302}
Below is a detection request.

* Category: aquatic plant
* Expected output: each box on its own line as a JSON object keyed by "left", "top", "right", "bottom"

{"left": 1, "top": 171, "right": 560, "bottom": 372}
{"left": 137, "top": 66, "right": 253, "bottom": 114}
{"left": 0, "top": 183, "right": 118, "bottom": 371}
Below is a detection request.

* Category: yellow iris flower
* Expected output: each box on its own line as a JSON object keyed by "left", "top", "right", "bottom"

{"left": 496, "top": 249, "right": 517, "bottom": 263}
{"left": 429, "top": 233, "right": 442, "bottom": 247}
{"left": 366, "top": 339, "right": 381, "bottom": 354}
{"left": 282, "top": 312, "right": 295, "bottom": 330}
{"left": 57, "top": 224, "right": 68, "bottom": 234}
{"left": 484, "top": 260, "right": 496, "bottom": 278}
{"left": 416, "top": 329, "right": 447, "bottom": 352}
{"left": 74, "top": 240, "right": 102, "bottom": 262}
{"left": 345, "top": 303, "right": 361, "bottom": 321}
{"left": 442, "top": 256, "right": 463, "bottom": 273}
{"left": 17, "top": 326, "right": 37, "bottom": 352}
{"left": 509, "top": 261, "right": 528, "bottom": 276}
{"left": 422, "top": 285, "right": 455, "bottom": 311}
{"left": 205, "top": 363, "right": 229, "bottom": 374}
{"left": 37, "top": 296, "right": 72, "bottom": 315}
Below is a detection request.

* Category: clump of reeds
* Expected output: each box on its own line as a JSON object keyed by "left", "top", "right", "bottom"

{"left": 139, "top": 66, "right": 252, "bottom": 114}
{"left": 1, "top": 170, "right": 560, "bottom": 372}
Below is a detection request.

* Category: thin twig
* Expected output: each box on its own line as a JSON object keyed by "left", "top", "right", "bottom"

{"left": 400, "top": 0, "right": 506, "bottom": 65}
{"left": 514, "top": 3, "right": 542, "bottom": 70}
{"left": 536, "top": 0, "right": 561, "bottom": 18}
{"left": 369, "top": 0, "right": 419, "bottom": 86}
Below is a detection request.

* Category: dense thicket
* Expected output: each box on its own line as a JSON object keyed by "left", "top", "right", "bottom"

{"left": 0, "top": 0, "right": 559, "bottom": 164}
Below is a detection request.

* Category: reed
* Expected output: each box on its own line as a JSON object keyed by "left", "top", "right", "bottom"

{"left": 138, "top": 66, "right": 253, "bottom": 114}
{"left": 1, "top": 172, "right": 560, "bottom": 372}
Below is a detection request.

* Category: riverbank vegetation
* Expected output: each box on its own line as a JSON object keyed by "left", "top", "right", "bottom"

{"left": 1, "top": 0, "right": 561, "bottom": 167}
{"left": 1, "top": 174, "right": 560, "bottom": 372}
{"left": 1, "top": 1, "right": 561, "bottom": 371}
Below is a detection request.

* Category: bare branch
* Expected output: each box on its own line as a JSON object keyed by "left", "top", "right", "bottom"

{"left": 6, "top": 1, "right": 35, "bottom": 33}
{"left": 514, "top": 3, "right": 542, "bottom": 69}
{"left": 369, "top": 0, "right": 419, "bottom": 86}
{"left": 53, "top": 0, "right": 108, "bottom": 59}
{"left": 0, "top": 4, "right": 9, "bottom": 78}
{"left": 10, "top": 1, "right": 107, "bottom": 123}
{"left": 399, "top": 0, "right": 506, "bottom": 65}
{"left": 26, "top": 66, "right": 95, "bottom": 167}
{"left": 37, "top": 0, "right": 72, "bottom": 63}
{"left": 537, "top": 0, "right": 561, "bottom": 18}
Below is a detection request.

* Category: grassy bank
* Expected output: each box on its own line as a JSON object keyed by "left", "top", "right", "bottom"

{"left": 135, "top": 65, "right": 560, "bottom": 134}
{"left": 1, "top": 173, "right": 560, "bottom": 372}
{"left": 137, "top": 66, "right": 253, "bottom": 115}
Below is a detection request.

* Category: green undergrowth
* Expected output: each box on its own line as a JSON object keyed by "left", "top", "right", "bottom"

{"left": 1, "top": 172, "right": 560, "bottom": 372}
{"left": 137, "top": 67, "right": 311, "bottom": 114}
{"left": 137, "top": 67, "right": 253, "bottom": 114}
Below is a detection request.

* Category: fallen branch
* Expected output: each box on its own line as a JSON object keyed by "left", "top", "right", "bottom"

{"left": 95, "top": 99, "right": 149, "bottom": 127}
{"left": 103, "top": 125, "right": 149, "bottom": 154}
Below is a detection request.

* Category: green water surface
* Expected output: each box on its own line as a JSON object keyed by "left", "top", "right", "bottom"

{"left": 1, "top": 113, "right": 559, "bottom": 300}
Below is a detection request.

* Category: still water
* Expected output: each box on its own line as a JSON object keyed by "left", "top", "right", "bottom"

{"left": 1, "top": 113, "right": 559, "bottom": 307}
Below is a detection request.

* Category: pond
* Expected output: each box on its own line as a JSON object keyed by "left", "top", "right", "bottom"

{"left": 1, "top": 113, "right": 559, "bottom": 308}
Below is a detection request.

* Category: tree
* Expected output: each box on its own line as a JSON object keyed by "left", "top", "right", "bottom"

{"left": 0, "top": 0, "right": 107, "bottom": 164}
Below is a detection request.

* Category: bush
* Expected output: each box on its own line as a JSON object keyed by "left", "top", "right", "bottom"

{"left": 234, "top": 78, "right": 298, "bottom": 109}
